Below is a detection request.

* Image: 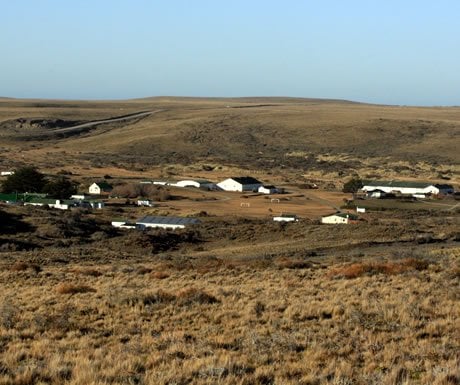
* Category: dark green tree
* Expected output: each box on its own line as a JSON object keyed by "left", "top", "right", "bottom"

{"left": 43, "top": 177, "right": 78, "bottom": 199}
{"left": 342, "top": 177, "right": 363, "bottom": 193}
{"left": 1, "top": 167, "right": 47, "bottom": 193}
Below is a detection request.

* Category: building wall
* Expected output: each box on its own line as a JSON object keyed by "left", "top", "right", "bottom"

{"left": 176, "top": 180, "right": 200, "bottom": 188}
{"left": 273, "top": 216, "right": 297, "bottom": 222}
{"left": 217, "top": 179, "right": 243, "bottom": 192}
{"left": 362, "top": 184, "right": 439, "bottom": 195}
{"left": 321, "top": 215, "right": 348, "bottom": 224}
{"left": 259, "top": 187, "right": 277, "bottom": 194}
{"left": 138, "top": 223, "right": 185, "bottom": 230}
{"left": 89, "top": 184, "right": 101, "bottom": 195}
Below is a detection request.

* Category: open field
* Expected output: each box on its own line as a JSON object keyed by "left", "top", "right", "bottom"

{"left": 0, "top": 97, "right": 459, "bottom": 384}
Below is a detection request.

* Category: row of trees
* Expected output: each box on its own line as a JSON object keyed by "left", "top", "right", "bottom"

{"left": 1, "top": 167, "right": 78, "bottom": 199}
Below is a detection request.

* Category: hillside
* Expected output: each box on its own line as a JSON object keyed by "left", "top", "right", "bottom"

{"left": 0, "top": 97, "right": 459, "bottom": 183}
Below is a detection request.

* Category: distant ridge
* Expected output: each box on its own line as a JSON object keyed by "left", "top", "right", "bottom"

{"left": 130, "top": 96, "right": 364, "bottom": 104}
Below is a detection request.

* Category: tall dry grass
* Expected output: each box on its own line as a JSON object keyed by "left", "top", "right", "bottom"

{"left": 0, "top": 247, "right": 458, "bottom": 384}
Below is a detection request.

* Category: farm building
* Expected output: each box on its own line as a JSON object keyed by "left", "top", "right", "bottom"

{"left": 258, "top": 185, "right": 281, "bottom": 194}
{"left": 137, "top": 199, "right": 154, "bottom": 207}
{"left": 361, "top": 180, "right": 454, "bottom": 197}
{"left": 111, "top": 219, "right": 136, "bottom": 229}
{"left": 89, "top": 182, "right": 113, "bottom": 195}
{"left": 136, "top": 216, "right": 201, "bottom": 230}
{"left": 172, "top": 179, "right": 216, "bottom": 190}
{"left": 321, "top": 213, "right": 359, "bottom": 225}
{"left": 217, "top": 177, "right": 263, "bottom": 192}
{"left": 24, "top": 198, "right": 75, "bottom": 210}
{"left": 273, "top": 214, "right": 298, "bottom": 222}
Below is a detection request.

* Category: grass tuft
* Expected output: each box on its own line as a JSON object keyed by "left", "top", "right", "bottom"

{"left": 328, "top": 258, "right": 431, "bottom": 279}
{"left": 55, "top": 283, "right": 96, "bottom": 295}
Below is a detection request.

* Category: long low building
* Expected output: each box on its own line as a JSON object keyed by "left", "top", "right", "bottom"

{"left": 112, "top": 215, "right": 201, "bottom": 230}
{"left": 137, "top": 216, "right": 200, "bottom": 230}
{"left": 361, "top": 180, "right": 454, "bottom": 196}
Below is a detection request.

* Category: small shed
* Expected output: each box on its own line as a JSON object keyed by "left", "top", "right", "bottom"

{"left": 89, "top": 182, "right": 113, "bottom": 195}
{"left": 321, "top": 213, "right": 359, "bottom": 224}
{"left": 273, "top": 214, "right": 298, "bottom": 222}
{"left": 259, "top": 185, "right": 280, "bottom": 194}
{"left": 137, "top": 199, "right": 154, "bottom": 207}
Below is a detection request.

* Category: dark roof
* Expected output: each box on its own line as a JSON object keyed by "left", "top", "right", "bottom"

{"left": 323, "top": 212, "right": 359, "bottom": 220}
{"left": 94, "top": 182, "right": 113, "bottom": 191}
{"left": 362, "top": 180, "right": 433, "bottom": 189}
{"left": 137, "top": 216, "right": 200, "bottom": 226}
{"left": 261, "top": 185, "right": 276, "bottom": 189}
{"left": 434, "top": 184, "right": 454, "bottom": 189}
{"left": 230, "top": 176, "right": 262, "bottom": 185}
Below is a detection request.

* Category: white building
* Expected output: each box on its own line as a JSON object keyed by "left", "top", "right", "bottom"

{"left": 111, "top": 220, "right": 136, "bottom": 229}
{"left": 362, "top": 180, "right": 454, "bottom": 197}
{"left": 136, "top": 216, "right": 201, "bottom": 230}
{"left": 273, "top": 214, "right": 298, "bottom": 222}
{"left": 258, "top": 185, "right": 281, "bottom": 194}
{"left": 172, "top": 179, "right": 216, "bottom": 190}
{"left": 321, "top": 213, "right": 359, "bottom": 225}
{"left": 1, "top": 171, "right": 14, "bottom": 176}
{"left": 89, "top": 182, "right": 113, "bottom": 195}
{"left": 217, "top": 177, "right": 263, "bottom": 192}
{"left": 24, "top": 198, "right": 74, "bottom": 210}
{"left": 137, "top": 199, "right": 154, "bottom": 207}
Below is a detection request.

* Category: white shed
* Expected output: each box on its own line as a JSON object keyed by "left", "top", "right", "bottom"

{"left": 111, "top": 220, "right": 136, "bottom": 229}
{"left": 321, "top": 213, "right": 359, "bottom": 224}
{"left": 89, "top": 182, "right": 113, "bottom": 195}
{"left": 259, "top": 185, "right": 280, "bottom": 194}
{"left": 273, "top": 214, "right": 298, "bottom": 222}
{"left": 217, "top": 177, "right": 263, "bottom": 192}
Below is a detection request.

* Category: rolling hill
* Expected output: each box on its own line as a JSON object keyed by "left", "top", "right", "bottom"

{"left": 0, "top": 97, "right": 458, "bottom": 181}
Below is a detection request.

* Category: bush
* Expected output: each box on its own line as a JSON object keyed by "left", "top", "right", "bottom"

{"left": 55, "top": 283, "right": 96, "bottom": 294}
{"left": 1, "top": 166, "right": 46, "bottom": 193}
{"left": 328, "top": 258, "right": 431, "bottom": 279}
{"left": 176, "top": 288, "right": 220, "bottom": 305}
{"left": 342, "top": 177, "right": 363, "bottom": 193}
{"left": 43, "top": 176, "right": 78, "bottom": 199}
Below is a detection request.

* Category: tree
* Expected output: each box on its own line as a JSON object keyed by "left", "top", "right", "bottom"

{"left": 343, "top": 177, "right": 363, "bottom": 193}
{"left": 1, "top": 167, "right": 47, "bottom": 193}
{"left": 43, "top": 177, "right": 78, "bottom": 199}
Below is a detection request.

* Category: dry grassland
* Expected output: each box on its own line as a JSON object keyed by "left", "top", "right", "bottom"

{"left": 0, "top": 247, "right": 458, "bottom": 385}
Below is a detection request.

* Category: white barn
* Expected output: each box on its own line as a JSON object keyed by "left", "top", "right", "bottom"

{"left": 321, "top": 213, "right": 359, "bottom": 225}
{"left": 217, "top": 177, "right": 263, "bottom": 192}
{"left": 362, "top": 180, "right": 454, "bottom": 197}
{"left": 89, "top": 182, "right": 113, "bottom": 195}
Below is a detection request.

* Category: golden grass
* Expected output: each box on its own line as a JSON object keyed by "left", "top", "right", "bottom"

{"left": 0, "top": 247, "right": 458, "bottom": 384}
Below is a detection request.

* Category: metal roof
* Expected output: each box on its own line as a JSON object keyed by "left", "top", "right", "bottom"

{"left": 230, "top": 176, "right": 262, "bottom": 185}
{"left": 323, "top": 212, "right": 359, "bottom": 220}
{"left": 137, "top": 216, "right": 201, "bottom": 226}
{"left": 362, "top": 180, "right": 434, "bottom": 188}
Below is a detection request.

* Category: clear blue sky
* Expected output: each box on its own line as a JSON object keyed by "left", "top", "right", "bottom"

{"left": 1, "top": 0, "right": 459, "bottom": 105}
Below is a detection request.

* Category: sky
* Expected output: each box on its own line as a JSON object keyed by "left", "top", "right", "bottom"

{"left": 1, "top": 0, "right": 459, "bottom": 105}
